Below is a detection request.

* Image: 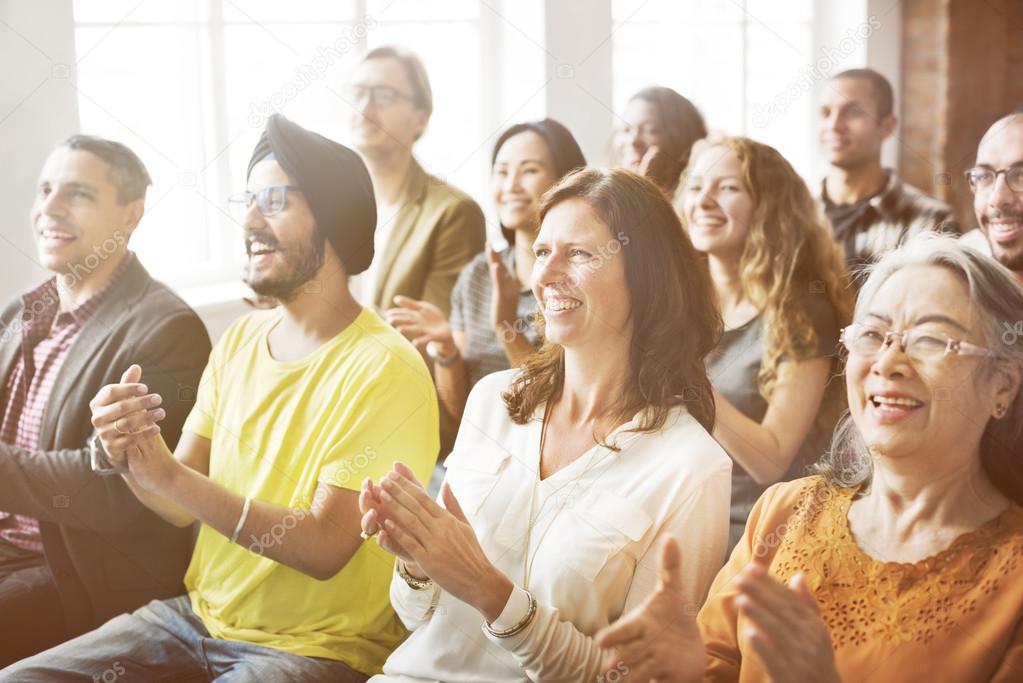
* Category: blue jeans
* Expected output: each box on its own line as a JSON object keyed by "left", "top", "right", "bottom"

{"left": 0, "top": 595, "right": 368, "bottom": 682}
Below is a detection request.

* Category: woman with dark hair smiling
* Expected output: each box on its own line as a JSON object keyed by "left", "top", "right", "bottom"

{"left": 612, "top": 86, "right": 707, "bottom": 197}
{"left": 386, "top": 119, "right": 585, "bottom": 430}
{"left": 597, "top": 236, "right": 1023, "bottom": 683}
{"left": 361, "top": 168, "right": 732, "bottom": 682}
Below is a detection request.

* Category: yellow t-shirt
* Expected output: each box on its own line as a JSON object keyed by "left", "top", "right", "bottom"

{"left": 181, "top": 307, "right": 439, "bottom": 674}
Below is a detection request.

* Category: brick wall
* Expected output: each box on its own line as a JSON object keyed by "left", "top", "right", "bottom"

{"left": 899, "top": 0, "right": 1023, "bottom": 229}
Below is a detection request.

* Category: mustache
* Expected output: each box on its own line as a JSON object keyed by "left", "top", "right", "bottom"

{"left": 987, "top": 207, "right": 1023, "bottom": 221}
{"left": 245, "top": 232, "right": 281, "bottom": 255}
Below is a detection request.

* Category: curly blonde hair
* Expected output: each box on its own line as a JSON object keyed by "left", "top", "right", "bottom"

{"left": 680, "top": 135, "right": 853, "bottom": 401}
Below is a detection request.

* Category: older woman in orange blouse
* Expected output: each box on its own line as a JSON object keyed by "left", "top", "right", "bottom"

{"left": 597, "top": 235, "right": 1023, "bottom": 683}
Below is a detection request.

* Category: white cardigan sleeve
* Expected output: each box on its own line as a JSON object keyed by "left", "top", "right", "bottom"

{"left": 482, "top": 465, "right": 732, "bottom": 682}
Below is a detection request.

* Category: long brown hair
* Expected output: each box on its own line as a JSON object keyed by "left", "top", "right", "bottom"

{"left": 682, "top": 136, "right": 853, "bottom": 400}
{"left": 502, "top": 168, "right": 722, "bottom": 442}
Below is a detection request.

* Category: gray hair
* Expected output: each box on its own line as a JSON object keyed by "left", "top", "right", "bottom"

{"left": 814, "top": 234, "right": 1023, "bottom": 501}
{"left": 61, "top": 134, "right": 152, "bottom": 204}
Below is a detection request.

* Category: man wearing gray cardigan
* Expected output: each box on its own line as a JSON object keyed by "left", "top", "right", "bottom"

{"left": 0, "top": 136, "right": 210, "bottom": 664}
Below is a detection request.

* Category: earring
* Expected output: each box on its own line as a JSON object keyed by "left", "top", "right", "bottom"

{"left": 995, "top": 404, "right": 1008, "bottom": 419}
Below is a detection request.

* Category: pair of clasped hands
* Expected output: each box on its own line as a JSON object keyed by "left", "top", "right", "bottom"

{"left": 88, "top": 365, "right": 179, "bottom": 493}
{"left": 362, "top": 466, "right": 839, "bottom": 683}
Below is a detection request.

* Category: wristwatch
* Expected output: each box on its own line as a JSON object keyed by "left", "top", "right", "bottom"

{"left": 426, "top": 340, "right": 461, "bottom": 367}
{"left": 89, "top": 433, "right": 130, "bottom": 476}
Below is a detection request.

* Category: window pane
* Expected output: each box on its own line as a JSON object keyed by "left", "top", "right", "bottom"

{"left": 612, "top": 0, "right": 817, "bottom": 181}
{"left": 74, "top": 24, "right": 220, "bottom": 283}
{"left": 221, "top": 0, "right": 356, "bottom": 24}
{"left": 72, "top": 0, "right": 206, "bottom": 25}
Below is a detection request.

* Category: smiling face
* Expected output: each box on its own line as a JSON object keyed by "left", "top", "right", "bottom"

{"left": 846, "top": 265, "right": 1001, "bottom": 461}
{"left": 242, "top": 160, "right": 325, "bottom": 301}
{"left": 491, "top": 131, "right": 558, "bottom": 234}
{"left": 32, "top": 147, "right": 139, "bottom": 277}
{"left": 531, "top": 198, "right": 631, "bottom": 350}
{"left": 681, "top": 144, "right": 755, "bottom": 260}
{"left": 613, "top": 98, "right": 664, "bottom": 170}
{"left": 347, "top": 57, "right": 428, "bottom": 159}
{"left": 974, "top": 117, "right": 1023, "bottom": 274}
{"left": 818, "top": 76, "right": 895, "bottom": 170}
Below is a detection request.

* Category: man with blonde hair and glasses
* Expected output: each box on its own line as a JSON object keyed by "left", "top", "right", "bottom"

{"left": 345, "top": 46, "right": 484, "bottom": 320}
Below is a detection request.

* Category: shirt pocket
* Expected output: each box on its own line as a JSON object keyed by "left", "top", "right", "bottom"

{"left": 563, "top": 489, "right": 653, "bottom": 582}
{"left": 442, "top": 447, "right": 511, "bottom": 518}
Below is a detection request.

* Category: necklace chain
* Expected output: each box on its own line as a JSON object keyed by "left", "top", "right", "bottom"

{"left": 522, "top": 404, "right": 609, "bottom": 589}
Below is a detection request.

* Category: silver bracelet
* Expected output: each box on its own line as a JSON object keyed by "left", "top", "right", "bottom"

{"left": 485, "top": 590, "right": 537, "bottom": 639}
{"left": 396, "top": 561, "right": 434, "bottom": 590}
{"left": 229, "top": 496, "right": 251, "bottom": 544}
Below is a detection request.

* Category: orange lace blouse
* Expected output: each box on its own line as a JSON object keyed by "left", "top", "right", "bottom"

{"left": 698, "top": 476, "right": 1023, "bottom": 682}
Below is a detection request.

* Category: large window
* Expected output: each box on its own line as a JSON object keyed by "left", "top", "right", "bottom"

{"left": 73, "top": 0, "right": 491, "bottom": 289}
{"left": 612, "top": 0, "right": 817, "bottom": 180}
{"left": 72, "top": 1, "right": 870, "bottom": 291}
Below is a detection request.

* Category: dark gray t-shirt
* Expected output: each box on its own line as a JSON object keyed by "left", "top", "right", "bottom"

{"left": 449, "top": 248, "right": 540, "bottom": 386}
{"left": 706, "top": 292, "right": 839, "bottom": 553}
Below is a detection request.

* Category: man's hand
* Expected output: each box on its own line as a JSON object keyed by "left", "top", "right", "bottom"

{"left": 90, "top": 365, "right": 165, "bottom": 468}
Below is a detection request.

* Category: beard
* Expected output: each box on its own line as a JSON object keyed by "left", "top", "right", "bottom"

{"left": 244, "top": 228, "right": 326, "bottom": 303}
{"left": 995, "top": 246, "right": 1023, "bottom": 273}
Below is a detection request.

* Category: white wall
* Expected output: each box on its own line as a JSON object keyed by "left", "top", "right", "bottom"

{"left": 543, "top": 0, "right": 613, "bottom": 164}
{"left": 0, "top": 0, "right": 81, "bottom": 304}
{"left": 810, "top": 0, "right": 903, "bottom": 176}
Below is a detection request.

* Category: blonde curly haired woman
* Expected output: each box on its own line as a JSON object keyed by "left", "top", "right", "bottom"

{"left": 680, "top": 136, "right": 853, "bottom": 551}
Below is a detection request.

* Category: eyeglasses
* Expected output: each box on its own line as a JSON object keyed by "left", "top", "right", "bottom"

{"left": 344, "top": 84, "right": 417, "bottom": 107}
{"left": 840, "top": 323, "right": 991, "bottom": 363}
{"left": 227, "top": 185, "right": 300, "bottom": 221}
{"left": 964, "top": 164, "right": 1023, "bottom": 193}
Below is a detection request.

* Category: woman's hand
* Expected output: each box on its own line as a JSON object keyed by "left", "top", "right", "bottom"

{"left": 486, "top": 243, "right": 521, "bottom": 339}
{"left": 733, "top": 563, "right": 841, "bottom": 683}
{"left": 371, "top": 463, "right": 513, "bottom": 621}
{"left": 384, "top": 296, "right": 456, "bottom": 352}
{"left": 596, "top": 536, "right": 704, "bottom": 683}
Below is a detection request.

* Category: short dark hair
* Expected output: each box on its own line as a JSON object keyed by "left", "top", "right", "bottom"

{"left": 362, "top": 45, "right": 433, "bottom": 117}
{"left": 61, "top": 135, "right": 152, "bottom": 204}
{"left": 833, "top": 68, "right": 894, "bottom": 119}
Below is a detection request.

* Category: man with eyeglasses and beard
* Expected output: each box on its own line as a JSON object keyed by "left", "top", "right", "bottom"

{"left": 963, "top": 112, "right": 1023, "bottom": 286}
{"left": 1, "top": 115, "right": 439, "bottom": 681}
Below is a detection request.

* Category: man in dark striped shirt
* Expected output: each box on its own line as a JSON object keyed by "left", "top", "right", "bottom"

{"left": 818, "top": 68, "right": 957, "bottom": 286}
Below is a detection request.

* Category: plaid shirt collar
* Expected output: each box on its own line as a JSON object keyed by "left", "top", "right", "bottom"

{"left": 821, "top": 169, "right": 899, "bottom": 218}
{"left": 20, "top": 251, "right": 135, "bottom": 330}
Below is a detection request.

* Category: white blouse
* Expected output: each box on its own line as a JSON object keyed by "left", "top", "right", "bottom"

{"left": 371, "top": 370, "right": 731, "bottom": 683}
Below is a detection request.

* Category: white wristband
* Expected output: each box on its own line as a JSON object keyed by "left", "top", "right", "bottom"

{"left": 229, "top": 496, "right": 251, "bottom": 544}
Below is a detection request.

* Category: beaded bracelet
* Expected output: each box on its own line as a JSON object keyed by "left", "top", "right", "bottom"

{"left": 397, "top": 561, "right": 434, "bottom": 591}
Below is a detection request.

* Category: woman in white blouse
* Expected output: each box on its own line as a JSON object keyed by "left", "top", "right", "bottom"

{"left": 359, "top": 168, "right": 732, "bottom": 683}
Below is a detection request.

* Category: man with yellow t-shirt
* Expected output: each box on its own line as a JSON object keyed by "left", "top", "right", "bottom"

{"left": 1, "top": 115, "right": 439, "bottom": 682}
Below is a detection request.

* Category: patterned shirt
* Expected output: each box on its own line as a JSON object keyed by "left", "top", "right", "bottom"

{"left": 448, "top": 247, "right": 540, "bottom": 386}
{"left": 822, "top": 170, "right": 958, "bottom": 286}
{"left": 0, "top": 255, "right": 131, "bottom": 552}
